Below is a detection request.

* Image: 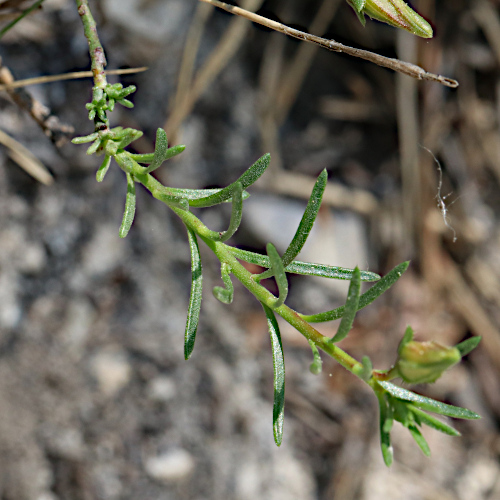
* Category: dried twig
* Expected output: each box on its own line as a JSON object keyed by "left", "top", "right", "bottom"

{"left": 0, "top": 128, "right": 53, "bottom": 185}
{"left": 199, "top": 0, "right": 459, "bottom": 88}
{"left": 0, "top": 58, "right": 74, "bottom": 146}
{"left": 0, "top": 66, "right": 148, "bottom": 91}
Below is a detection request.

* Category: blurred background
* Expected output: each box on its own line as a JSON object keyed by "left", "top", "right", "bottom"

{"left": 0, "top": 0, "right": 499, "bottom": 498}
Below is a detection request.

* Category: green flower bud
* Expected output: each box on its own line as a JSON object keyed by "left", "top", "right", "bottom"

{"left": 347, "top": 0, "right": 433, "bottom": 39}
{"left": 396, "top": 340, "right": 461, "bottom": 384}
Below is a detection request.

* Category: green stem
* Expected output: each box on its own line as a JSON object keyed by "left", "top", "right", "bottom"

{"left": 114, "top": 150, "right": 381, "bottom": 380}
{"left": 75, "top": 0, "right": 107, "bottom": 89}
{"left": 200, "top": 236, "right": 362, "bottom": 374}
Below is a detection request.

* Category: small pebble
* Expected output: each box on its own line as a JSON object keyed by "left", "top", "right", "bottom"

{"left": 144, "top": 449, "right": 195, "bottom": 482}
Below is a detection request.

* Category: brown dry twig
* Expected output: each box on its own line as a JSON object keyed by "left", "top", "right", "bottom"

{"left": 0, "top": 57, "right": 74, "bottom": 146}
{"left": 199, "top": 0, "right": 459, "bottom": 88}
{"left": 0, "top": 128, "right": 53, "bottom": 185}
{"left": 0, "top": 66, "right": 148, "bottom": 91}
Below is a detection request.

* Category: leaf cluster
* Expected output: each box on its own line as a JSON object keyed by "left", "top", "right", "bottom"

{"left": 72, "top": 0, "right": 480, "bottom": 465}
{"left": 74, "top": 120, "right": 480, "bottom": 461}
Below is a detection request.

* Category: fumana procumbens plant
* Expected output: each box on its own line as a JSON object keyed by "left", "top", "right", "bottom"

{"left": 72, "top": 0, "right": 480, "bottom": 466}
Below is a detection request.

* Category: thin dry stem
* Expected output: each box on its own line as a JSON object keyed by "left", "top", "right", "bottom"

{"left": 199, "top": 0, "right": 459, "bottom": 88}
{"left": 0, "top": 57, "right": 74, "bottom": 146}
{"left": 0, "top": 128, "right": 53, "bottom": 185}
{"left": 0, "top": 67, "right": 148, "bottom": 91}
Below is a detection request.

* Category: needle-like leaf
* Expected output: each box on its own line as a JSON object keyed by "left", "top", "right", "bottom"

{"left": 308, "top": 340, "right": 323, "bottom": 375}
{"left": 353, "top": 355, "right": 373, "bottom": 381}
{"left": 410, "top": 407, "right": 460, "bottom": 436}
{"left": 119, "top": 173, "right": 136, "bottom": 238}
{"left": 262, "top": 303, "right": 285, "bottom": 446}
{"left": 378, "top": 381, "right": 481, "bottom": 419}
{"left": 266, "top": 243, "right": 289, "bottom": 308}
{"left": 257, "top": 169, "right": 327, "bottom": 281}
{"left": 278, "top": 169, "right": 327, "bottom": 266}
{"left": 219, "top": 182, "right": 243, "bottom": 242}
{"left": 96, "top": 155, "right": 111, "bottom": 182}
{"left": 376, "top": 392, "right": 394, "bottom": 466}
{"left": 184, "top": 227, "right": 203, "bottom": 360}
{"left": 129, "top": 145, "right": 186, "bottom": 168}
{"left": 213, "top": 263, "right": 234, "bottom": 304}
{"left": 115, "top": 128, "right": 143, "bottom": 149}
{"left": 143, "top": 128, "right": 167, "bottom": 173}
{"left": 301, "top": 261, "right": 409, "bottom": 322}
{"left": 330, "top": 267, "right": 361, "bottom": 342}
{"left": 456, "top": 336, "right": 481, "bottom": 358}
{"left": 187, "top": 154, "right": 271, "bottom": 208}
{"left": 408, "top": 425, "right": 431, "bottom": 456}
{"left": 228, "top": 247, "right": 380, "bottom": 281}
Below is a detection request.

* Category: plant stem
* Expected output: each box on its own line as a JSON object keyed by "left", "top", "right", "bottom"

{"left": 116, "top": 151, "right": 372, "bottom": 376}
{"left": 204, "top": 236, "right": 363, "bottom": 373}
{"left": 73, "top": 0, "right": 385, "bottom": 382}
{"left": 75, "top": 0, "right": 107, "bottom": 89}
{"left": 198, "top": 0, "right": 458, "bottom": 88}
{"left": 119, "top": 151, "right": 361, "bottom": 371}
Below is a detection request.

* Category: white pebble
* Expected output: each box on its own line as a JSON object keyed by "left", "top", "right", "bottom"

{"left": 145, "top": 449, "right": 195, "bottom": 482}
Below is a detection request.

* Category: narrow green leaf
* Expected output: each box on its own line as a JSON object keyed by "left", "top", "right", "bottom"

{"left": 128, "top": 153, "right": 155, "bottom": 163}
{"left": 119, "top": 173, "right": 136, "bottom": 238}
{"left": 143, "top": 128, "right": 168, "bottom": 173}
{"left": 184, "top": 227, "right": 203, "bottom": 360}
{"left": 349, "top": 0, "right": 366, "bottom": 12}
{"left": 282, "top": 169, "right": 327, "bottom": 265}
{"left": 376, "top": 392, "right": 393, "bottom": 466}
{"left": 410, "top": 407, "right": 460, "bottom": 436}
{"left": 330, "top": 267, "right": 361, "bottom": 343}
{"left": 187, "top": 153, "right": 271, "bottom": 208}
{"left": 128, "top": 144, "right": 186, "bottom": 167}
{"left": 353, "top": 355, "right": 373, "bottom": 381}
{"left": 96, "top": 155, "right": 111, "bottom": 182}
{"left": 219, "top": 182, "right": 243, "bottom": 242}
{"left": 408, "top": 425, "right": 431, "bottom": 456}
{"left": 160, "top": 187, "right": 250, "bottom": 204}
{"left": 256, "top": 169, "right": 328, "bottom": 281}
{"left": 116, "top": 128, "right": 143, "bottom": 149}
{"left": 86, "top": 138, "right": 101, "bottom": 155}
{"left": 285, "top": 261, "right": 380, "bottom": 281}
{"left": 378, "top": 381, "right": 481, "bottom": 419}
{"left": 267, "top": 243, "right": 289, "bottom": 308}
{"left": 212, "top": 263, "right": 234, "bottom": 304}
{"left": 456, "top": 336, "right": 481, "bottom": 358}
{"left": 72, "top": 132, "right": 99, "bottom": 144}
{"left": 398, "top": 325, "right": 414, "bottom": 355}
{"left": 227, "top": 247, "right": 380, "bottom": 281}
{"left": 262, "top": 303, "right": 285, "bottom": 446}
{"left": 118, "top": 98, "right": 134, "bottom": 108}
{"left": 308, "top": 340, "right": 323, "bottom": 375}
{"left": 302, "top": 261, "right": 409, "bottom": 323}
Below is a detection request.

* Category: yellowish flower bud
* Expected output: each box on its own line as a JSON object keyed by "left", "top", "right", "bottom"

{"left": 396, "top": 340, "right": 461, "bottom": 384}
{"left": 347, "top": 0, "right": 433, "bottom": 39}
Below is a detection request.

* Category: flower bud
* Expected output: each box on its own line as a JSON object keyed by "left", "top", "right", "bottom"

{"left": 347, "top": 0, "right": 433, "bottom": 39}
{"left": 396, "top": 340, "right": 461, "bottom": 384}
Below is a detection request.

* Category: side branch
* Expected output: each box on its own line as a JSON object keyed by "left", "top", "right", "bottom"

{"left": 199, "top": 0, "right": 458, "bottom": 88}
